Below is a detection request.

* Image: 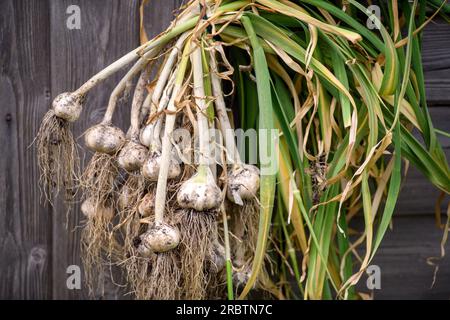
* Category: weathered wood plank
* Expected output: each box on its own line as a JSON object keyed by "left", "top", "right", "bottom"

{"left": 49, "top": 0, "right": 183, "bottom": 299}
{"left": 143, "top": 0, "right": 184, "bottom": 39}
{"left": 423, "top": 18, "right": 450, "bottom": 104}
{"left": 0, "top": 0, "right": 447, "bottom": 300}
{"left": 49, "top": 0, "right": 142, "bottom": 299}
{"left": 396, "top": 107, "right": 450, "bottom": 215}
{"left": 355, "top": 215, "right": 450, "bottom": 299}
{"left": 42, "top": 1, "right": 450, "bottom": 300}
{"left": 0, "top": 0, "right": 52, "bottom": 299}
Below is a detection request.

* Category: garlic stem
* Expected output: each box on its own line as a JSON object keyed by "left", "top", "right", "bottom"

{"left": 152, "top": 70, "right": 177, "bottom": 148}
{"left": 102, "top": 48, "right": 159, "bottom": 125}
{"left": 73, "top": 16, "right": 197, "bottom": 98}
{"left": 175, "top": 43, "right": 223, "bottom": 212}
{"left": 209, "top": 48, "right": 242, "bottom": 166}
{"left": 149, "top": 34, "right": 189, "bottom": 150}
{"left": 191, "top": 43, "right": 211, "bottom": 168}
{"left": 130, "top": 68, "right": 151, "bottom": 140}
{"left": 141, "top": 70, "right": 176, "bottom": 151}
{"left": 139, "top": 32, "right": 186, "bottom": 151}
{"left": 154, "top": 92, "right": 179, "bottom": 224}
{"left": 139, "top": 90, "right": 153, "bottom": 124}
{"left": 151, "top": 33, "right": 189, "bottom": 113}
{"left": 153, "top": 39, "right": 192, "bottom": 224}
{"left": 70, "top": 0, "right": 247, "bottom": 99}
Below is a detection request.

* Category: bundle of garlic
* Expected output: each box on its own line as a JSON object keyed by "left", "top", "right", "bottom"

{"left": 37, "top": 1, "right": 265, "bottom": 300}
{"left": 36, "top": 0, "right": 450, "bottom": 300}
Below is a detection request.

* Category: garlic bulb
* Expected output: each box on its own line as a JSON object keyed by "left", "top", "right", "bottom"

{"left": 84, "top": 124, "right": 126, "bottom": 154}
{"left": 177, "top": 166, "right": 222, "bottom": 211}
{"left": 52, "top": 92, "right": 82, "bottom": 122}
{"left": 141, "top": 150, "right": 181, "bottom": 181}
{"left": 227, "top": 164, "right": 260, "bottom": 204}
{"left": 208, "top": 241, "right": 226, "bottom": 273}
{"left": 138, "top": 222, "right": 180, "bottom": 253}
{"left": 138, "top": 192, "right": 155, "bottom": 217}
{"left": 139, "top": 124, "right": 154, "bottom": 148}
{"left": 81, "top": 197, "right": 114, "bottom": 220}
{"left": 117, "top": 141, "right": 148, "bottom": 172}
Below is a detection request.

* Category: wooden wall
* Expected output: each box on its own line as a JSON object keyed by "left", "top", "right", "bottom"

{"left": 0, "top": 0, "right": 448, "bottom": 299}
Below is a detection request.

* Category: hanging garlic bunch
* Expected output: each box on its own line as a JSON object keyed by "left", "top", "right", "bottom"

{"left": 36, "top": 0, "right": 271, "bottom": 300}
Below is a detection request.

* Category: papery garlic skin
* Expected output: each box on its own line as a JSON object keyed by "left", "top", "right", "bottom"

{"left": 52, "top": 92, "right": 82, "bottom": 122}
{"left": 208, "top": 242, "right": 226, "bottom": 273}
{"left": 141, "top": 150, "right": 181, "bottom": 181}
{"left": 138, "top": 223, "right": 180, "bottom": 253}
{"left": 138, "top": 192, "right": 155, "bottom": 217}
{"left": 177, "top": 166, "right": 222, "bottom": 211}
{"left": 227, "top": 164, "right": 260, "bottom": 204}
{"left": 139, "top": 124, "right": 154, "bottom": 147}
{"left": 117, "top": 141, "right": 148, "bottom": 172}
{"left": 81, "top": 197, "right": 114, "bottom": 220}
{"left": 85, "top": 124, "right": 126, "bottom": 154}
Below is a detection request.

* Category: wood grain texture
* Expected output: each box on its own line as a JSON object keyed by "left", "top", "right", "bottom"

{"left": 49, "top": 0, "right": 141, "bottom": 300}
{"left": 423, "top": 18, "right": 450, "bottom": 105}
{"left": 396, "top": 107, "right": 450, "bottom": 215}
{"left": 0, "top": 0, "right": 448, "bottom": 300}
{"left": 0, "top": 0, "right": 52, "bottom": 299}
{"left": 355, "top": 215, "right": 450, "bottom": 300}
{"left": 49, "top": 0, "right": 182, "bottom": 299}
{"left": 142, "top": 0, "right": 184, "bottom": 39}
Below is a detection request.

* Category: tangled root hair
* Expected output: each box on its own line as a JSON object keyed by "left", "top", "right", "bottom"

{"left": 230, "top": 199, "right": 259, "bottom": 269}
{"left": 148, "top": 251, "right": 182, "bottom": 299}
{"left": 36, "top": 109, "right": 79, "bottom": 204}
{"left": 113, "top": 176, "right": 150, "bottom": 292}
{"left": 79, "top": 152, "right": 119, "bottom": 296}
{"left": 132, "top": 251, "right": 182, "bottom": 300}
{"left": 231, "top": 199, "right": 274, "bottom": 295}
{"left": 81, "top": 197, "right": 115, "bottom": 297}
{"left": 79, "top": 152, "right": 118, "bottom": 205}
{"left": 115, "top": 174, "right": 148, "bottom": 240}
{"left": 175, "top": 209, "right": 218, "bottom": 299}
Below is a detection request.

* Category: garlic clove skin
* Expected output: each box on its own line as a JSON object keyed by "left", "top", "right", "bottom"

{"left": 81, "top": 197, "right": 114, "bottom": 220}
{"left": 141, "top": 151, "right": 161, "bottom": 181}
{"left": 84, "top": 124, "right": 126, "bottom": 154}
{"left": 139, "top": 124, "right": 154, "bottom": 147}
{"left": 117, "top": 141, "right": 148, "bottom": 172}
{"left": 177, "top": 166, "right": 222, "bottom": 211}
{"left": 233, "top": 267, "right": 252, "bottom": 288}
{"left": 208, "top": 242, "right": 226, "bottom": 273}
{"left": 141, "top": 150, "right": 181, "bottom": 181}
{"left": 136, "top": 242, "right": 153, "bottom": 258}
{"left": 117, "top": 185, "right": 131, "bottom": 211}
{"left": 138, "top": 192, "right": 155, "bottom": 217}
{"left": 227, "top": 164, "right": 260, "bottom": 204}
{"left": 52, "top": 92, "right": 82, "bottom": 122}
{"left": 135, "top": 235, "right": 156, "bottom": 258}
{"left": 167, "top": 158, "right": 182, "bottom": 180}
{"left": 138, "top": 222, "right": 180, "bottom": 253}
